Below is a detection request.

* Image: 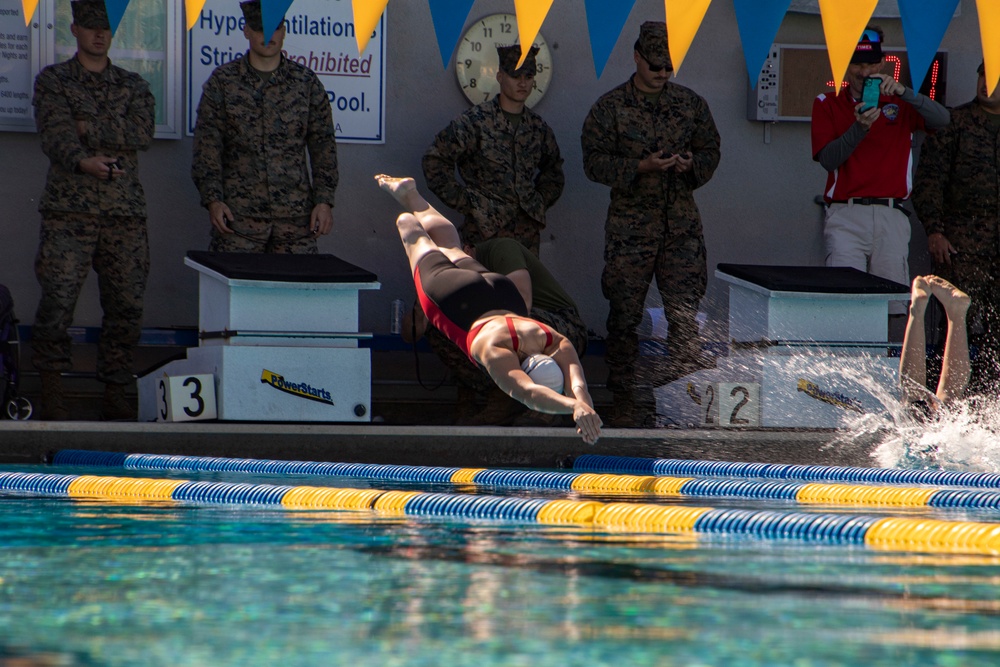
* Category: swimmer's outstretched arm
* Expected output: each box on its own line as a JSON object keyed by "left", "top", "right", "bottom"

{"left": 481, "top": 339, "right": 602, "bottom": 444}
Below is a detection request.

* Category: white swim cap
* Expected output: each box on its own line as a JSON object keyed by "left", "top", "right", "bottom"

{"left": 520, "top": 354, "right": 564, "bottom": 394}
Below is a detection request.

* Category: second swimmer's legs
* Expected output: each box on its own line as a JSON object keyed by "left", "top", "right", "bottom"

{"left": 900, "top": 276, "right": 930, "bottom": 402}
{"left": 928, "top": 276, "right": 971, "bottom": 403}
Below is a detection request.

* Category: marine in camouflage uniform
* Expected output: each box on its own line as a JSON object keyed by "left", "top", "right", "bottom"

{"left": 913, "top": 61, "right": 1000, "bottom": 391}
{"left": 31, "top": 0, "right": 155, "bottom": 420}
{"left": 421, "top": 238, "right": 588, "bottom": 424}
{"left": 422, "top": 45, "right": 564, "bottom": 255}
{"left": 582, "top": 22, "right": 720, "bottom": 426}
{"left": 191, "top": 0, "right": 338, "bottom": 254}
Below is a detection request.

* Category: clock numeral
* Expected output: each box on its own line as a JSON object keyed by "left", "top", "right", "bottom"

{"left": 469, "top": 78, "right": 477, "bottom": 89}
{"left": 464, "top": 59, "right": 472, "bottom": 68}
{"left": 501, "top": 23, "right": 512, "bottom": 34}
{"left": 483, "top": 27, "right": 492, "bottom": 38}
{"left": 470, "top": 41, "right": 482, "bottom": 52}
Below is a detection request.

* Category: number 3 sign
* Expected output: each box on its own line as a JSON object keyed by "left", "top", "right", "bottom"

{"left": 156, "top": 374, "right": 218, "bottom": 422}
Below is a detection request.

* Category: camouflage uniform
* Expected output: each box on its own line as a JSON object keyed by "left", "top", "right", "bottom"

{"left": 582, "top": 23, "right": 720, "bottom": 421}
{"left": 913, "top": 98, "right": 1000, "bottom": 390}
{"left": 31, "top": 49, "right": 155, "bottom": 385}
{"left": 422, "top": 48, "right": 564, "bottom": 255}
{"left": 191, "top": 50, "right": 338, "bottom": 254}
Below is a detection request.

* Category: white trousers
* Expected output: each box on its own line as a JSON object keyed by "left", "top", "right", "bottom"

{"left": 824, "top": 201, "right": 911, "bottom": 314}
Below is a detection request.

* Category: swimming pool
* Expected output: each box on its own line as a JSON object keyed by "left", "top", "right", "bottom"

{"left": 2, "top": 458, "right": 999, "bottom": 666}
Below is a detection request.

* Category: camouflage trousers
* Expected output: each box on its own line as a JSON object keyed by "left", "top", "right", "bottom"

{"left": 210, "top": 214, "right": 318, "bottom": 254}
{"left": 427, "top": 306, "right": 589, "bottom": 394}
{"left": 933, "top": 254, "right": 1000, "bottom": 393}
{"left": 33, "top": 213, "right": 150, "bottom": 385}
{"left": 461, "top": 209, "right": 543, "bottom": 256}
{"left": 602, "top": 230, "right": 707, "bottom": 405}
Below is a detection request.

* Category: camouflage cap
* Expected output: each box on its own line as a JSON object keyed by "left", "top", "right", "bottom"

{"left": 240, "top": 0, "right": 264, "bottom": 31}
{"left": 70, "top": 0, "right": 110, "bottom": 30}
{"left": 497, "top": 44, "right": 539, "bottom": 76}
{"left": 637, "top": 21, "right": 671, "bottom": 71}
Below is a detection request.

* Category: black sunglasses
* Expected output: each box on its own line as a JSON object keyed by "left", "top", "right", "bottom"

{"left": 637, "top": 49, "right": 669, "bottom": 73}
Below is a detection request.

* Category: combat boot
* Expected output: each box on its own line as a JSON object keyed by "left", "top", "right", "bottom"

{"left": 101, "top": 383, "right": 136, "bottom": 421}
{"left": 39, "top": 371, "right": 69, "bottom": 421}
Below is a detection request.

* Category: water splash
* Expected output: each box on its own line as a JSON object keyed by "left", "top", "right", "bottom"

{"left": 747, "top": 349, "right": 1000, "bottom": 472}
{"left": 782, "top": 350, "right": 1000, "bottom": 473}
{"left": 869, "top": 395, "right": 1000, "bottom": 473}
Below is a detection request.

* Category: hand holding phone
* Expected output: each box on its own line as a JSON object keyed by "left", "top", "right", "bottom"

{"left": 861, "top": 76, "right": 881, "bottom": 112}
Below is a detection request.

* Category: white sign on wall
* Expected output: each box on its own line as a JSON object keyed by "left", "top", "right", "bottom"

{"left": 186, "top": 0, "right": 385, "bottom": 143}
{"left": 0, "top": 0, "right": 35, "bottom": 131}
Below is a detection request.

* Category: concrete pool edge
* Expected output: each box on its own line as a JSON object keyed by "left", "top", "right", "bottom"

{"left": 0, "top": 422, "right": 880, "bottom": 469}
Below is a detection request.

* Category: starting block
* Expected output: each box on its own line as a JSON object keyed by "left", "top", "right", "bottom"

{"left": 656, "top": 264, "right": 910, "bottom": 428}
{"left": 139, "top": 252, "right": 379, "bottom": 422}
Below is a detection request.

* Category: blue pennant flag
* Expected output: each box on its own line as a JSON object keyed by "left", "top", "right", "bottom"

{"left": 584, "top": 0, "right": 636, "bottom": 78}
{"left": 261, "top": 0, "right": 294, "bottom": 44}
{"left": 103, "top": 0, "right": 130, "bottom": 35}
{"left": 898, "top": 0, "right": 959, "bottom": 92}
{"left": 734, "top": 0, "right": 791, "bottom": 88}
{"left": 428, "top": 0, "right": 477, "bottom": 69}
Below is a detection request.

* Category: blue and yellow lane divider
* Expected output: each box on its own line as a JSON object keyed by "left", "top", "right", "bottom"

{"left": 48, "top": 450, "right": 1000, "bottom": 511}
{"left": 573, "top": 454, "right": 1000, "bottom": 488}
{"left": 6, "top": 470, "right": 1000, "bottom": 555}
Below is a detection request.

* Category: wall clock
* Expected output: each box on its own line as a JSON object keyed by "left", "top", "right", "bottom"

{"left": 454, "top": 13, "right": 552, "bottom": 108}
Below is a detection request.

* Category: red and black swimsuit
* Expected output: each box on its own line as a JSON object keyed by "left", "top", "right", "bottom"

{"left": 414, "top": 250, "right": 529, "bottom": 362}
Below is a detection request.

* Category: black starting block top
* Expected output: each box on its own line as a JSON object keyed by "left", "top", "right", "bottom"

{"left": 187, "top": 251, "right": 378, "bottom": 283}
{"left": 716, "top": 264, "right": 910, "bottom": 295}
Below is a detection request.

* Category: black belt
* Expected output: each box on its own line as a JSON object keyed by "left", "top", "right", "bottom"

{"left": 834, "top": 197, "right": 895, "bottom": 206}
{"left": 832, "top": 197, "right": 911, "bottom": 216}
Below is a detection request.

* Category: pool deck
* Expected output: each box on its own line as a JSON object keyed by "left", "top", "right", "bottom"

{"left": 0, "top": 420, "right": 877, "bottom": 469}
{"left": 2, "top": 342, "right": 883, "bottom": 470}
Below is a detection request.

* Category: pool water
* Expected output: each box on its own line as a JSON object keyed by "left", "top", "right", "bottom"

{"left": 2, "top": 464, "right": 1000, "bottom": 666}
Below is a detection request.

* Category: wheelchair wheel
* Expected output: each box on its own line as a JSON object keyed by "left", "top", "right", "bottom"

{"left": 5, "top": 396, "right": 32, "bottom": 420}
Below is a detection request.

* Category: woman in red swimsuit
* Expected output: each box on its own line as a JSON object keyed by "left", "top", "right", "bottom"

{"left": 376, "top": 175, "right": 602, "bottom": 444}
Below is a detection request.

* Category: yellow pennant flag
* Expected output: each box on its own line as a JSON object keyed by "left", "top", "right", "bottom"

{"left": 185, "top": 0, "right": 207, "bottom": 31}
{"left": 977, "top": 0, "right": 1000, "bottom": 95}
{"left": 818, "top": 0, "right": 878, "bottom": 92}
{"left": 353, "top": 0, "right": 389, "bottom": 55}
{"left": 513, "top": 0, "right": 554, "bottom": 69}
{"left": 664, "top": 0, "right": 713, "bottom": 73}
{"left": 22, "top": 0, "right": 38, "bottom": 26}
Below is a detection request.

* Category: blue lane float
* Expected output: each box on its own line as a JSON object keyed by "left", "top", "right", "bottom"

{"left": 8, "top": 470, "right": 1000, "bottom": 555}
{"left": 573, "top": 454, "right": 1000, "bottom": 489}
{"left": 47, "top": 450, "right": 1000, "bottom": 512}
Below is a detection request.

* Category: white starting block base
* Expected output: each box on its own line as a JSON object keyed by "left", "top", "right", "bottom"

{"left": 655, "top": 349, "right": 899, "bottom": 429}
{"left": 717, "top": 264, "right": 910, "bottom": 344}
{"left": 139, "top": 343, "right": 372, "bottom": 423}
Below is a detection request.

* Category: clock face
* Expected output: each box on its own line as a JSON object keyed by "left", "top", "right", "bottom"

{"left": 454, "top": 13, "right": 552, "bottom": 108}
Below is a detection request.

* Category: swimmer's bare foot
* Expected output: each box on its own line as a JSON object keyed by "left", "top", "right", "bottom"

{"left": 374, "top": 174, "right": 416, "bottom": 206}
{"left": 910, "top": 276, "right": 931, "bottom": 316}
{"left": 926, "top": 275, "right": 970, "bottom": 320}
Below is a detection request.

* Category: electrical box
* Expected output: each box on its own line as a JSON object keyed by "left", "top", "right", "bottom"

{"left": 747, "top": 44, "right": 947, "bottom": 122}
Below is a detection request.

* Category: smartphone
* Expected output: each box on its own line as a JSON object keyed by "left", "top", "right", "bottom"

{"left": 861, "top": 77, "right": 880, "bottom": 112}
